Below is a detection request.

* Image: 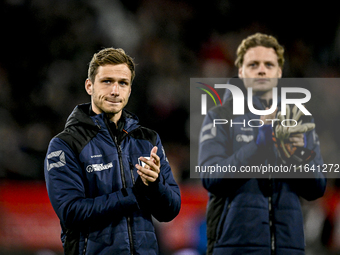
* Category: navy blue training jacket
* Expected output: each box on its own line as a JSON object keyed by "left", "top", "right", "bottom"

{"left": 199, "top": 91, "right": 326, "bottom": 255}
{"left": 44, "top": 103, "right": 181, "bottom": 255}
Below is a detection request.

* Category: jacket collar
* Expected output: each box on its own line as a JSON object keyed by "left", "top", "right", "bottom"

{"left": 65, "top": 103, "right": 140, "bottom": 132}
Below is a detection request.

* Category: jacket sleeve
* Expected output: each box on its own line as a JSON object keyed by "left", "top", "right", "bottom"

{"left": 199, "top": 110, "right": 260, "bottom": 195}
{"left": 134, "top": 135, "right": 181, "bottom": 222}
{"left": 44, "top": 137, "right": 139, "bottom": 230}
{"left": 289, "top": 127, "right": 327, "bottom": 201}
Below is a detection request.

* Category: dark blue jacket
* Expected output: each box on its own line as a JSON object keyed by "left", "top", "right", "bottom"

{"left": 44, "top": 103, "right": 181, "bottom": 255}
{"left": 199, "top": 91, "right": 326, "bottom": 255}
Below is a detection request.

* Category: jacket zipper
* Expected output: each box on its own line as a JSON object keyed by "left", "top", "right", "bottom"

{"left": 129, "top": 161, "right": 136, "bottom": 184}
{"left": 114, "top": 141, "right": 134, "bottom": 255}
{"left": 83, "top": 234, "right": 88, "bottom": 255}
{"left": 268, "top": 175, "right": 275, "bottom": 255}
{"left": 116, "top": 141, "right": 134, "bottom": 255}
{"left": 265, "top": 132, "right": 276, "bottom": 255}
{"left": 104, "top": 117, "right": 134, "bottom": 255}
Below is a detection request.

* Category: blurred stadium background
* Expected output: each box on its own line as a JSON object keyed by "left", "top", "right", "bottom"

{"left": 1, "top": 0, "right": 340, "bottom": 254}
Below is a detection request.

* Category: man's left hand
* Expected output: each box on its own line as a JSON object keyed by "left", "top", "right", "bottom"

{"left": 135, "top": 146, "right": 160, "bottom": 186}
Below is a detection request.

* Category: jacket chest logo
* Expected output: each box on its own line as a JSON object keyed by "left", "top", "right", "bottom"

{"left": 86, "top": 162, "right": 113, "bottom": 173}
{"left": 236, "top": 134, "right": 254, "bottom": 143}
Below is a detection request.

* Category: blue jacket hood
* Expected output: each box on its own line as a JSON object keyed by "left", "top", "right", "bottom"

{"left": 65, "top": 103, "right": 140, "bottom": 132}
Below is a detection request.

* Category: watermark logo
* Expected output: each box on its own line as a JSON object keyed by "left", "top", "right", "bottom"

{"left": 199, "top": 83, "right": 311, "bottom": 116}
{"left": 196, "top": 82, "right": 222, "bottom": 115}
{"left": 190, "top": 78, "right": 333, "bottom": 179}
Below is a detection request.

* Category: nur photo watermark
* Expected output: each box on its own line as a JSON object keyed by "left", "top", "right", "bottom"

{"left": 190, "top": 78, "right": 340, "bottom": 179}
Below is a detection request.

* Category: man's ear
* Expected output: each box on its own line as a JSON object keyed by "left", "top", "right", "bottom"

{"left": 85, "top": 79, "right": 93, "bottom": 95}
{"left": 238, "top": 67, "right": 244, "bottom": 78}
{"left": 278, "top": 68, "right": 282, "bottom": 78}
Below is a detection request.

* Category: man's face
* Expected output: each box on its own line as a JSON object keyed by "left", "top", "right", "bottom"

{"left": 238, "top": 46, "right": 282, "bottom": 92}
{"left": 85, "top": 64, "right": 131, "bottom": 122}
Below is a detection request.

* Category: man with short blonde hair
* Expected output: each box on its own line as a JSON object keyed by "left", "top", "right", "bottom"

{"left": 235, "top": 33, "right": 285, "bottom": 69}
{"left": 199, "top": 33, "right": 326, "bottom": 255}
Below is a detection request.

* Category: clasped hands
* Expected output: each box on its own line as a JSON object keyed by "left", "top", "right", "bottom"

{"left": 261, "top": 106, "right": 313, "bottom": 148}
{"left": 135, "top": 146, "right": 160, "bottom": 186}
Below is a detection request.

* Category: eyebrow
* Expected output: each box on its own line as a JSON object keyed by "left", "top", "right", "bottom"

{"left": 247, "top": 60, "right": 276, "bottom": 65}
{"left": 99, "top": 77, "right": 131, "bottom": 82}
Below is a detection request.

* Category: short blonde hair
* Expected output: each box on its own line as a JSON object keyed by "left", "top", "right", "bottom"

{"left": 88, "top": 48, "right": 135, "bottom": 83}
{"left": 235, "top": 33, "right": 284, "bottom": 68}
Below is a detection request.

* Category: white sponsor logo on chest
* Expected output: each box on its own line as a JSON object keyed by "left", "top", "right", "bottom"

{"left": 236, "top": 134, "right": 254, "bottom": 143}
{"left": 86, "top": 162, "right": 113, "bottom": 173}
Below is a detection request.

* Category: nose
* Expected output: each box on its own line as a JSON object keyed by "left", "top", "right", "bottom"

{"left": 258, "top": 63, "right": 266, "bottom": 76}
{"left": 111, "top": 82, "right": 120, "bottom": 96}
